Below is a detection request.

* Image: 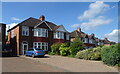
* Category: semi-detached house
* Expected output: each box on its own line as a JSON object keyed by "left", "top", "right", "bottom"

{"left": 7, "top": 16, "right": 70, "bottom": 55}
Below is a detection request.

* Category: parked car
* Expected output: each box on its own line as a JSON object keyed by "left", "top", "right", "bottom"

{"left": 2, "top": 44, "right": 13, "bottom": 57}
{"left": 26, "top": 48, "right": 45, "bottom": 58}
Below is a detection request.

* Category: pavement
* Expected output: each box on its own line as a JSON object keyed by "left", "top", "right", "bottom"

{"left": 22, "top": 55, "right": 119, "bottom": 72}
{"left": 2, "top": 56, "right": 66, "bottom": 72}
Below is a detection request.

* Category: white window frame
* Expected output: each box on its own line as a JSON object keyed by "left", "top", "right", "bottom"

{"left": 33, "top": 42, "right": 48, "bottom": 50}
{"left": 22, "top": 26, "right": 29, "bottom": 36}
{"left": 54, "top": 31, "right": 64, "bottom": 39}
{"left": 0, "top": 26, "right": 1, "bottom": 33}
{"left": 66, "top": 33, "right": 69, "bottom": 40}
{"left": 34, "top": 28, "right": 48, "bottom": 37}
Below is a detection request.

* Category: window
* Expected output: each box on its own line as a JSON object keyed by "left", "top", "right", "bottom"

{"left": 54, "top": 32, "right": 64, "bottom": 39}
{"left": 85, "top": 38, "right": 88, "bottom": 43}
{"left": 89, "top": 39, "right": 92, "bottom": 43}
{"left": 0, "top": 26, "right": 1, "bottom": 33}
{"left": 11, "top": 30, "right": 14, "bottom": 38}
{"left": 22, "top": 26, "right": 29, "bottom": 36}
{"left": 33, "top": 42, "right": 48, "bottom": 50}
{"left": 34, "top": 28, "right": 48, "bottom": 37}
{"left": 66, "top": 33, "right": 69, "bottom": 40}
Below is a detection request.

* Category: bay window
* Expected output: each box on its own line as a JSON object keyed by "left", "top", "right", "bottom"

{"left": 34, "top": 28, "right": 48, "bottom": 37}
{"left": 54, "top": 32, "right": 64, "bottom": 39}
{"left": 84, "top": 38, "right": 88, "bottom": 43}
{"left": 33, "top": 42, "right": 48, "bottom": 50}
{"left": 66, "top": 33, "right": 69, "bottom": 40}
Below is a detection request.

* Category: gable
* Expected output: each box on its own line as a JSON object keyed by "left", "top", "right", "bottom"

{"left": 34, "top": 21, "right": 52, "bottom": 30}
{"left": 56, "top": 25, "right": 68, "bottom": 32}
{"left": 37, "top": 22, "right": 50, "bottom": 30}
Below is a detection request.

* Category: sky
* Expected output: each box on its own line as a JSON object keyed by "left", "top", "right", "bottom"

{"left": 1, "top": 2, "right": 119, "bottom": 42}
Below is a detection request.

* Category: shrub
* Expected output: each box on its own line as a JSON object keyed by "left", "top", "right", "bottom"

{"left": 76, "top": 47, "right": 101, "bottom": 60}
{"left": 69, "top": 37, "right": 83, "bottom": 56}
{"left": 51, "top": 43, "right": 62, "bottom": 54}
{"left": 48, "top": 51, "right": 55, "bottom": 55}
{"left": 59, "top": 43, "right": 70, "bottom": 56}
{"left": 101, "top": 43, "right": 120, "bottom": 66}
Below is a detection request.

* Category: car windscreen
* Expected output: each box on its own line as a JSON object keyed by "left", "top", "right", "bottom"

{"left": 36, "top": 48, "right": 42, "bottom": 50}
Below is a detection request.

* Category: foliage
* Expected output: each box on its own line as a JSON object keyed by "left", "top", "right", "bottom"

{"left": 51, "top": 43, "right": 62, "bottom": 55}
{"left": 69, "top": 37, "right": 83, "bottom": 56}
{"left": 48, "top": 51, "right": 55, "bottom": 55}
{"left": 76, "top": 47, "right": 101, "bottom": 60}
{"left": 101, "top": 43, "right": 120, "bottom": 66}
{"left": 59, "top": 43, "right": 70, "bottom": 56}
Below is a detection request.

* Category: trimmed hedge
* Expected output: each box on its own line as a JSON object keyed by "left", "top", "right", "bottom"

{"left": 101, "top": 44, "right": 120, "bottom": 66}
{"left": 76, "top": 47, "right": 101, "bottom": 60}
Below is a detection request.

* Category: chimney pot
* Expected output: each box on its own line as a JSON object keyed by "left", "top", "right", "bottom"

{"left": 76, "top": 27, "right": 81, "bottom": 32}
{"left": 39, "top": 15, "right": 45, "bottom": 21}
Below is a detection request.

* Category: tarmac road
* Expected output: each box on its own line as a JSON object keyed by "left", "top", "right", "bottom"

{"left": 2, "top": 56, "right": 66, "bottom": 72}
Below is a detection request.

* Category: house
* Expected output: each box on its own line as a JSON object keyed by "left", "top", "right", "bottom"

{"left": 70, "top": 28, "right": 116, "bottom": 49}
{"left": 7, "top": 15, "right": 70, "bottom": 55}
{"left": 0, "top": 23, "right": 6, "bottom": 50}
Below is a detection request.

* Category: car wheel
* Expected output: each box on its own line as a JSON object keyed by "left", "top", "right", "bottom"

{"left": 32, "top": 54, "right": 35, "bottom": 58}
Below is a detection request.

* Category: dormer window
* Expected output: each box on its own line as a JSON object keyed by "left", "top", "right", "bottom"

{"left": 22, "top": 26, "right": 29, "bottom": 36}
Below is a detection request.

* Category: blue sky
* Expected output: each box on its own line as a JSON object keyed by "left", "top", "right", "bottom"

{"left": 2, "top": 2, "right": 119, "bottom": 42}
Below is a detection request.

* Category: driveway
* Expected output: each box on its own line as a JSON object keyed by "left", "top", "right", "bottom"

{"left": 22, "top": 55, "right": 119, "bottom": 72}
{"left": 2, "top": 57, "right": 66, "bottom": 72}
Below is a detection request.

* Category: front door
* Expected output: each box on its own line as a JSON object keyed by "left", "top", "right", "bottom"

{"left": 22, "top": 44, "right": 28, "bottom": 55}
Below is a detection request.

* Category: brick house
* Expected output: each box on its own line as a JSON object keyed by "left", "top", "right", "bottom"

{"left": 0, "top": 23, "right": 6, "bottom": 50}
{"left": 7, "top": 16, "right": 70, "bottom": 55}
{"left": 70, "top": 28, "right": 116, "bottom": 49}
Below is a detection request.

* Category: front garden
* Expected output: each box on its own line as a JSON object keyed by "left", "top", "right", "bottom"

{"left": 48, "top": 37, "right": 120, "bottom": 67}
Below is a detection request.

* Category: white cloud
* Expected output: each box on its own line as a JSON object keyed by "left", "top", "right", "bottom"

{"left": 104, "top": 29, "right": 120, "bottom": 43}
{"left": 11, "top": 17, "right": 20, "bottom": 21}
{"left": 71, "top": 24, "right": 79, "bottom": 28}
{"left": 78, "top": 1, "right": 110, "bottom": 20}
{"left": 111, "top": 6, "right": 116, "bottom": 9}
{"left": 6, "top": 23, "right": 18, "bottom": 32}
{"left": 80, "top": 16, "right": 112, "bottom": 30}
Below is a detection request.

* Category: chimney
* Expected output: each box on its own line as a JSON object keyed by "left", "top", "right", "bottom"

{"left": 91, "top": 33, "right": 94, "bottom": 37}
{"left": 76, "top": 27, "right": 81, "bottom": 32}
{"left": 104, "top": 37, "right": 108, "bottom": 40}
{"left": 39, "top": 15, "right": 45, "bottom": 21}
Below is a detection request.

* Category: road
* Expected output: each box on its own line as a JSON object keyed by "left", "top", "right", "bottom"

{"left": 2, "top": 57, "right": 66, "bottom": 72}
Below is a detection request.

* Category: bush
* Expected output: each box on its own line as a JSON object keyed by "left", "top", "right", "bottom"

{"left": 48, "top": 51, "right": 55, "bottom": 55}
{"left": 76, "top": 47, "right": 101, "bottom": 60}
{"left": 101, "top": 43, "right": 120, "bottom": 66}
{"left": 69, "top": 37, "right": 83, "bottom": 56}
{"left": 59, "top": 43, "right": 70, "bottom": 56}
{"left": 51, "top": 43, "right": 62, "bottom": 55}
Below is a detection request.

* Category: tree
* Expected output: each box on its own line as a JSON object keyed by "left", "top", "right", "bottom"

{"left": 69, "top": 36, "right": 83, "bottom": 56}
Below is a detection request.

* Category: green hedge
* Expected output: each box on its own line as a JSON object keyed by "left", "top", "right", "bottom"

{"left": 59, "top": 43, "right": 70, "bottom": 56}
{"left": 101, "top": 44, "right": 120, "bottom": 66}
{"left": 69, "top": 37, "right": 83, "bottom": 56}
{"left": 76, "top": 47, "right": 101, "bottom": 60}
{"left": 51, "top": 43, "right": 62, "bottom": 55}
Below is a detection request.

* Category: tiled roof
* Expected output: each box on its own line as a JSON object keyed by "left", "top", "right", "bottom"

{"left": 8, "top": 17, "right": 57, "bottom": 32}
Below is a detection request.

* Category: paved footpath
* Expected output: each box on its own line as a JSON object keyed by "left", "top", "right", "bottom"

{"left": 22, "top": 55, "right": 119, "bottom": 72}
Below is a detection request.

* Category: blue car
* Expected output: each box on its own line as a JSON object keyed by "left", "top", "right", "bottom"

{"left": 26, "top": 48, "right": 45, "bottom": 58}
